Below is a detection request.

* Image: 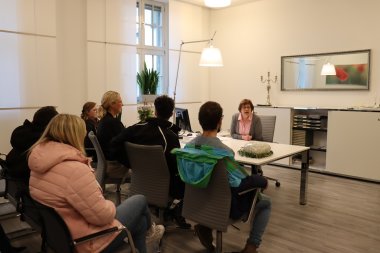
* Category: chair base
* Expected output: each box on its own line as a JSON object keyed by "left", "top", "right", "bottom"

{"left": 265, "top": 176, "right": 280, "bottom": 187}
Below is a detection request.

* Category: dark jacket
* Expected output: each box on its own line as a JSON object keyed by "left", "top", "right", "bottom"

{"left": 111, "top": 117, "right": 184, "bottom": 199}
{"left": 96, "top": 112, "right": 124, "bottom": 160}
{"left": 84, "top": 119, "right": 98, "bottom": 161}
{"left": 6, "top": 120, "right": 44, "bottom": 182}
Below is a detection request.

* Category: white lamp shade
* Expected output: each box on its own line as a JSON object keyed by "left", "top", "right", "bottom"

{"left": 205, "top": 0, "right": 231, "bottom": 8}
{"left": 199, "top": 46, "right": 223, "bottom": 67}
{"left": 321, "top": 62, "right": 336, "bottom": 75}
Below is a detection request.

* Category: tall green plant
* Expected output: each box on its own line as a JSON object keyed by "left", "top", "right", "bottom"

{"left": 137, "top": 62, "right": 159, "bottom": 95}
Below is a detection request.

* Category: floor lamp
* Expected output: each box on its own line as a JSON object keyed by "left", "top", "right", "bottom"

{"left": 173, "top": 31, "right": 223, "bottom": 123}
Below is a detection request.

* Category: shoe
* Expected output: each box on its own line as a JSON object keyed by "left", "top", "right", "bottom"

{"left": 240, "top": 243, "right": 258, "bottom": 253}
{"left": 170, "top": 200, "right": 191, "bottom": 229}
{"left": 194, "top": 224, "right": 215, "bottom": 252}
{"left": 10, "top": 246, "right": 26, "bottom": 253}
{"left": 173, "top": 214, "right": 192, "bottom": 229}
{"left": 146, "top": 223, "right": 165, "bottom": 244}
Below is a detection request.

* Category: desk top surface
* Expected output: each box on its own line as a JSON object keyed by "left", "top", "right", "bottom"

{"left": 181, "top": 135, "right": 309, "bottom": 166}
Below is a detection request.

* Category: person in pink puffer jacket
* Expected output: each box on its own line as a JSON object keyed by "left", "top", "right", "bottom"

{"left": 28, "top": 114, "right": 164, "bottom": 253}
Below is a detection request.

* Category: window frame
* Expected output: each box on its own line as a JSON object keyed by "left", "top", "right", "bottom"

{"left": 136, "top": 0, "right": 168, "bottom": 98}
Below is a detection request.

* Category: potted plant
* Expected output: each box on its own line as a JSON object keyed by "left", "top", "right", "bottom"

{"left": 137, "top": 103, "right": 154, "bottom": 122}
{"left": 137, "top": 62, "right": 159, "bottom": 103}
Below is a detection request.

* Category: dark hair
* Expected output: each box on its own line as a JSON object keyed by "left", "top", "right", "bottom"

{"left": 238, "top": 99, "right": 254, "bottom": 111}
{"left": 32, "top": 106, "right": 58, "bottom": 129}
{"left": 81, "top": 102, "right": 96, "bottom": 120}
{"left": 154, "top": 95, "right": 174, "bottom": 120}
{"left": 198, "top": 101, "right": 223, "bottom": 131}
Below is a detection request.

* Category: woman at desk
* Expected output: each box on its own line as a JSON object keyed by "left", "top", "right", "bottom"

{"left": 230, "top": 99, "right": 263, "bottom": 141}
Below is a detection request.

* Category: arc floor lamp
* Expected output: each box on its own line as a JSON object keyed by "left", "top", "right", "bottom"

{"left": 173, "top": 31, "right": 223, "bottom": 105}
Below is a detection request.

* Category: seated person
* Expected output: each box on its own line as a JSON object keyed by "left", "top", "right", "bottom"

{"left": 176, "top": 101, "right": 271, "bottom": 253}
{"left": 6, "top": 106, "right": 58, "bottom": 184}
{"left": 230, "top": 99, "right": 263, "bottom": 174}
{"left": 28, "top": 114, "right": 164, "bottom": 253}
{"left": 97, "top": 91, "right": 128, "bottom": 179}
{"left": 230, "top": 99, "right": 263, "bottom": 141}
{"left": 81, "top": 101, "right": 99, "bottom": 161}
{"left": 111, "top": 95, "right": 190, "bottom": 229}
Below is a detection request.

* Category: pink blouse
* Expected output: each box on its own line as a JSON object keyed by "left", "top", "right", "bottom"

{"left": 238, "top": 113, "right": 252, "bottom": 135}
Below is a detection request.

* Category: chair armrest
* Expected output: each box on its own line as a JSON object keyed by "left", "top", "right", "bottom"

{"left": 74, "top": 225, "right": 137, "bottom": 253}
{"left": 238, "top": 187, "right": 257, "bottom": 195}
{"left": 74, "top": 226, "right": 120, "bottom": 245}
{"left": 239, "top": 189, "right": 260, "bottom": 223}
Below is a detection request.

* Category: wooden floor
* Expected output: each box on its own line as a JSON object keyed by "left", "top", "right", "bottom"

{"left": 1, "top": 166, "right": 379, "bottom": 253}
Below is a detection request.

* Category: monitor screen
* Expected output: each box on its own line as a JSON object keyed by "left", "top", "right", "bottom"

{"left": 175, "top": 107, "right": 192, "bottom": 132}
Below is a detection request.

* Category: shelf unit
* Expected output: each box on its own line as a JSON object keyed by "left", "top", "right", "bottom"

{"left": 291, "top": 108, "right": 328, "bottom": 170}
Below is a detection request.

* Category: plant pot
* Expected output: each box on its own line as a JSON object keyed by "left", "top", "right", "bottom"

{"left": 140, "top": 94, "right": 157, "bottom": 103}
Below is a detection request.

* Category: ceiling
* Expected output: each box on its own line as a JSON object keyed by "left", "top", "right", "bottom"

{"left": 177, "top": 0, "right": 258, "bottom": 8}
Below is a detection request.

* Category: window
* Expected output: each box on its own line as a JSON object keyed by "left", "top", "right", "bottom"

{"left": 136, "top": 0, "right": 167, "bottom": 98}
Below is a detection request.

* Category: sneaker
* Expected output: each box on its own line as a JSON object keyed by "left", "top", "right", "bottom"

{"left": 194, "top": 224, "right": 215, "bottom": 252}
{"left": 146, "top": 223, "right": 165, "bottom": 244}
{"left": 240, "top": 243, "right": 258, "bottom": 253}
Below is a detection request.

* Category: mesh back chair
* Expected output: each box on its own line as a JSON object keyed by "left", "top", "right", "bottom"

{"left": 88, "top": 131, "right": 126, "bottom": 205}
{"left": 1, "top": 157, "right": 40, "bottom": 238}
{"left": 260, "top": 115, "right": 276, "bottom": 143}
{"left": 125, "top": 142, "right": 170, "bottom": 224}
{"left": 21, "top": 193, "right": 136, "bottom": 253}
{"left": 182, "top": 160, "right": 259, "bottom": 253}
{"left": 258, "top": 115, "right": 280, "bottom": 187}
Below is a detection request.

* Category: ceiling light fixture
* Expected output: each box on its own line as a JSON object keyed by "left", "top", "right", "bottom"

{"left": 204, "top": 0, "right": 231, "bottom": 8}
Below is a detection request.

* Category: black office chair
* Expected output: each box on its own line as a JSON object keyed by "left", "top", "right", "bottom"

{"left": 1, "top": 155, "right": 40, "bottom": 239}
{"left": 20, "top": 193, "right": 136, "bottom": 253}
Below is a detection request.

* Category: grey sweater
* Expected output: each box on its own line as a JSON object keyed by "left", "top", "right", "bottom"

{"left": 230, "top": 113, "right": 263, "bottom": 141}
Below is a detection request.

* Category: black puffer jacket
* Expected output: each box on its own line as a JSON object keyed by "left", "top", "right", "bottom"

{"left": 6, "top": 120, "right": 45, "bottom": 182}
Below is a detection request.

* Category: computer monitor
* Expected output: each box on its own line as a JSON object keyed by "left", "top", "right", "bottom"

{"left": 175, "top": 107, "right": 192, "bottom": 132}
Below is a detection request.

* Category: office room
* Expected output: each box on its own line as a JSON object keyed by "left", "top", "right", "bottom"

{"left": 0, "top": 0, "right": 379, "bottom": 252}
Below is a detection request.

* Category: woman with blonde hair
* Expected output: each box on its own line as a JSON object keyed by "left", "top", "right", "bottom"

{"left": 96, "top": 91, "right": 129, "bottom": 178}
{"left": 28, "top": 114, "right": 164, "bottom": 253}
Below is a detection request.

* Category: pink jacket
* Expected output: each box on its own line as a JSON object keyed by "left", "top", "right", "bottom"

{"left": 28, "top": 141, "right": 121, "bottom": 253}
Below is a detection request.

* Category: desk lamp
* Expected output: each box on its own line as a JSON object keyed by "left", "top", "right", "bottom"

{"left": 173, "top": 31, "right": 223, "bottom": 123}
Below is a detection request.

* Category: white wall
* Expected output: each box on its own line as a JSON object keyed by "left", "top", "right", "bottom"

{"left": 2, "top": 0, "right": 379, "bottom": 153}
{"left": 209, "top": 0, "right": 380, "bottom": 129}
{"left": 168, "top": 0, "right": 210, "bottom": 132}
{"left": 0, "top": 0, "right": 58, "bottom": 153}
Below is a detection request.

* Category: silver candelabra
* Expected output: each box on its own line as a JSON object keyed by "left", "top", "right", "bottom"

{"left": 260, "top": 72, "right": 277, "bottom": 106}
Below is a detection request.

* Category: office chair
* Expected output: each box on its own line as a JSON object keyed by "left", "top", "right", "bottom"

{"left": 1, "top": 155, "right": 39, "bottom": 239}
{"left": 258, "top": 115, "right": 280, "bottom": 187}
{"left": 181, "top": 160, "right": 259, "bottom": 253}
{"left": 88, "top": 131, "right": 127, "bottom": 205}
{"left": 125, "top": 142, "right": 170, "bottom": 225}
{"left": 20, "top": 193, "right": 136, "bottom": 253}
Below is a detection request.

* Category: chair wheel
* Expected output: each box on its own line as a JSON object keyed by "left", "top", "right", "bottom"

{"left": 275, "top": 181, "right": 280, "bottom": 187}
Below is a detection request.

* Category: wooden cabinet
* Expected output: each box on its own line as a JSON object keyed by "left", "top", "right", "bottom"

{"left": 326, "top": 111, "right": 380, "bottom": 181}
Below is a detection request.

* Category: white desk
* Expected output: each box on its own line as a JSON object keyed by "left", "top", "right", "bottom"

{"left": 181, "top": 136, "right": 310, "bottom": 205}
